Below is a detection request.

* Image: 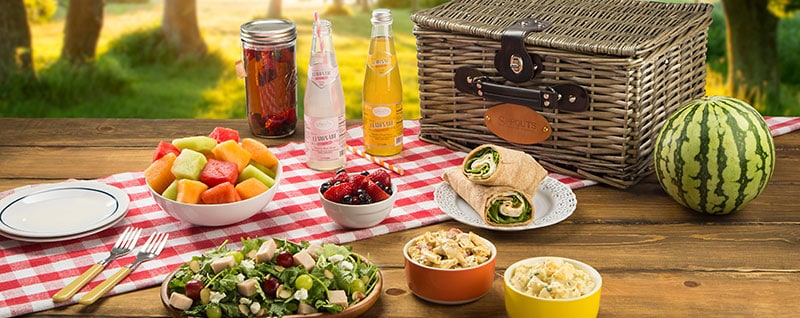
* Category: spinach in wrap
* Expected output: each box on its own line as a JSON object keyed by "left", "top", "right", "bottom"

{"left": 443, "top": 168, "right": 534, "bottom": 227}
{"left": 462, "top": 144, "right": 547, "bottom": 198}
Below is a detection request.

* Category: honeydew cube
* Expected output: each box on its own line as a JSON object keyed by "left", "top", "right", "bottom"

{"left": 171, "top": 149, "right": 208, "bottom": 180}
{"left": 162, "top": 180, "right": 178, "bottom": 200}
{"left": 238, "top": 164, "right": 275, "bottom": 188}
{"left": 235, "top": 178, "right": 269, "bottom": 200}
{"left": 211, "top": 140, "right": 251, "bottom": 172}
{"left": 176, "top": 179, "right": 208, "bottom": 204}
{"left": 172, "top": 136, "right": 218, "bottom": 153}
{"left": 249, "top": 161, "right": 277, "bottom": 179}
{"left": 241, "top": 138, "right": 279, "bottom": 170}
{"left": 144, "top": 152, "right": 177, "bottom": 194}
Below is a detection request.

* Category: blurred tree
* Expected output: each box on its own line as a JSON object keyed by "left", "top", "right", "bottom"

{"left": 0, "top": 0, "right": 33, "bottom": 84}
{"left": 61, "top": 0, "right": 104, "bottom": 64}
{"left": 162, "top": 0, "right": 207, "bottom": 57}
{"left": 721, "top": 0, "right": 799, "bottom": 108}
{"left": 268, "top": 0, "right": 282, "bottom": 19}
{"left": 359, "top": 0, "right": 370, "bottom": 13}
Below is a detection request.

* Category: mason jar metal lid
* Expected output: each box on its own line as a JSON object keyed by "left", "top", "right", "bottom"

{"left": 240, "top": 19, "right": 297, "bottom": 45}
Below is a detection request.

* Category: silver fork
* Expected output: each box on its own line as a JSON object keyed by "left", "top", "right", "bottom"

{"left": 53, "top": 226, "right": 141, "bottom": 302}
{"left": 78, "top": 231, "right": 169, "bottom": 305}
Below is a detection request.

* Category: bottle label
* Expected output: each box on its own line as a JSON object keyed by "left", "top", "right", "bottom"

{"left": 305, "top": 114, "right": 346, "bottom": 161}
{"left": 309, "top": 60, "right": 339, "bottom": 89}
{"left": 367, "top": 52, "right": 396, "bottom": 77}
{"left": 363, "top": 102, "right": 403, "bottom": 149}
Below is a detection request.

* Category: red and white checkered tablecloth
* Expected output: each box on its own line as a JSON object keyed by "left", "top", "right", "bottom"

{"left": 1, "top": 118, "right": 799, "bottom": 317}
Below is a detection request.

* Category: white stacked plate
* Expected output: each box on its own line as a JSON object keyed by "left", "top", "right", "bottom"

{"left": 0, "top": 181, "right": 130, "bottom": 242}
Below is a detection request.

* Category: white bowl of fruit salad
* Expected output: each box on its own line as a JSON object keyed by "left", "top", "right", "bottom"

{"left": 144, "top": 127, "right": 282, "bottom": 226}
{"left": 319, "top": 169, "right": 397, "bottom": 229}
{"left": 161, "top": 237, "right": 382, "bottom": 318}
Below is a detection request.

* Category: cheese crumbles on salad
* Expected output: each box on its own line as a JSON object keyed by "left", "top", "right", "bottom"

{"left": 166, "top": 237, "right": 379, "bottom": 318}
{"left": 507, "top": 257, "right": 596, "bottom": 299}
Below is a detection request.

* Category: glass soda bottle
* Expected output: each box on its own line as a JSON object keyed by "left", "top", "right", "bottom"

{"left": 362, "top": 8, "right": 403, "bottom": 156}
{"left": 304, "top": 19, "right": 347, "bottom": 171}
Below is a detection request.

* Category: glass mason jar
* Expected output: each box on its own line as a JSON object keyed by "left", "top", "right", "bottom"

{"left": 240, "top": 19, "right": 298, "bottom": 138}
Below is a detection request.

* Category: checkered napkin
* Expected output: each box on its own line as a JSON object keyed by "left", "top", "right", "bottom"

{"left": 2, "top": 118, "right": 799, "bottom": 317}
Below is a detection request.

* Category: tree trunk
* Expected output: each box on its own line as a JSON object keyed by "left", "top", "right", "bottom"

{"left": 61, "top": 0, "right": 104, "bottom": 64}
{"left": 0, "top": 0, "right": 34, "bottom": 84}
{"left": 721, "top": 0, "right": 780, "bottom": 110}
{"left": 267, "top": 0, "right": 282, "bottom": 19}
{"left": 162, "top": 0, "right": 207, "bottom": 58}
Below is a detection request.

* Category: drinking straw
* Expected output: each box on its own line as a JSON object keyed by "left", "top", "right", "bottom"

{"left": 314, "top": 11, "right": 323, "bottom": 52}
{"left": 346, "top": 145, "right": 405, "bottom": 175}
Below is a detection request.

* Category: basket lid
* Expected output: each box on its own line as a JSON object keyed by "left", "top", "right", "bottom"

{"left": 411, "top": 0, "right": 713, "bottom": 58}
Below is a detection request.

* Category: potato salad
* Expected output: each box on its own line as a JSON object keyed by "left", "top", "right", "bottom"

{"left": 507, "top": 258, "right": 595, "bottom": 299}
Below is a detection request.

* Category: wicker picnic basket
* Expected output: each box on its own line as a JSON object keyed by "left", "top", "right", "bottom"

{"left": 411, "top": 0, "right": 713, "bottom": 188}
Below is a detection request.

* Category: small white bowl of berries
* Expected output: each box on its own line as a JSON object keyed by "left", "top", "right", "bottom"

{"left": 319, "top": 168, "right": 397, "bottom": 229}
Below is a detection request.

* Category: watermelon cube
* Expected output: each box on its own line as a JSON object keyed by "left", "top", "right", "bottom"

{"left": 171, "top": 149, "right": 208, "bottom": 180}
{"left": 241, "top": 138, "right": 279, "bottom": 170}
{"left": 176, "top": 179, "right": 208, "bottom": 204}
{"left": 200, "top": 182, "right": 241, "bottom": 204}
{"left": 144, "top": 152, "right": 177, "bottom": 194}
{"left": 152, "top": 141, "right": 180, "bottom": 162}
{"left": 208, "top": 127, "right": 240, "bottom": 143}
{"left": 199, "top": 159, "right": 238, "bottom": 187}
{"left": 235, "top": 178, "right": 269, "bottom": 200}
{"left": 172, "top": 136, "right": 218, "bottom": 153}
{"left": 238, "top": 164, "right": 275, "bottom": 188}
{"left": 211, "top": 140, "right": 251, "bottom": 172}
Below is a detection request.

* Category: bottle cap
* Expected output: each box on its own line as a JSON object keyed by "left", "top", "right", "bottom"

{"left": 371, "top": 8, "right": 392, "bottom": 24}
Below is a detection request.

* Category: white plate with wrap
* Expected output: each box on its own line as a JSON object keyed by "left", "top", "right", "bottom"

{"left": 434, "top": 176, "right": 576, "bottom": 231}
{"left": 0, "top": 181, "right": 130, "bottom": 242}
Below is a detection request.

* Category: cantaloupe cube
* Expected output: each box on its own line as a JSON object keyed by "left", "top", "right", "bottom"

{"left": 144, "top": 152, "right": 177, "bottom": 194}
{"left": 176, "top": 179, "right": 208, "bottom": 204}
{"left": 212, "top": 140, "right": 251, "bottom": 172}
{"left": 200, "top": 182, "right": 241, "bottom": 204}
{"left": 249, "top": 161, "right": 277, "bottom": 179}
{"left": 172, "top": 136, "right": 218, "bottom": 153}
{"left": 172, "top": 149, "right": 208, "bottom": 180}
{"left": 241, "top": 138, "right": 279, "bottom": 170}
{"left": 162, "top": 180, "right": 178, "bottom": 200}
{"left": 238, "top": 164, "right": 275, "bottom": 188}
{"left": 235, "top": 178, "right": 269, "bottom": 200}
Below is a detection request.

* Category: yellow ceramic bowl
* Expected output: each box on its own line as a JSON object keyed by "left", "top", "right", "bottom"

{"left": 504, "top": 257, "right": 602, "bottom": 318}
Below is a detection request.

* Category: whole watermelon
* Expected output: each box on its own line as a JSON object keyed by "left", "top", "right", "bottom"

{"left": 654, "top": 96, "right": 775, "bottom": 215}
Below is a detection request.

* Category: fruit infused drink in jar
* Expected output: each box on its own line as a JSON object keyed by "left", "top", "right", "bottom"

{"left": 304, "top": 17, "right": 347, "bottom": 171}
{"left": 362, "top": 9, "right": 403, "bottom": 156}
{"left": 240, "top": 19, "right": 298, "bottom": 138}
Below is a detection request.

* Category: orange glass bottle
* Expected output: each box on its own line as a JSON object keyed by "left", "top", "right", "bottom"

{"left": 362, "top": 9, "right": 403, "bottom": 156}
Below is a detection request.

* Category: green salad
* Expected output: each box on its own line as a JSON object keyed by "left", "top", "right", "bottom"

{"left": 486, "top": 191, "right": 532, "bottom": 225}
{"left": 166, "top": 237, "right": 379, "bottom": 318}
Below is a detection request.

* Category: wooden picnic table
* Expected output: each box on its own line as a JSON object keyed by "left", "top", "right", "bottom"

{"left": 2, "top": 117, "right": 798, "bottom": 317}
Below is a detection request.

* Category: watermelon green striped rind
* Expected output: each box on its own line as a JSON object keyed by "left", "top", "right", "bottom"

{"left": 654, "top": 96, "right": 775, "bottom": 215}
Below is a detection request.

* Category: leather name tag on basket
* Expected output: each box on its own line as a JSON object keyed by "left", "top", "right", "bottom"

{"left": 484, "top": 103, "right": 551, "bottom": 144}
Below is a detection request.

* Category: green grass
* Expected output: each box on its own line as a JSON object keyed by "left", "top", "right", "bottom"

{"left": 3, "top": 1, "right": 799, "bottom": 118}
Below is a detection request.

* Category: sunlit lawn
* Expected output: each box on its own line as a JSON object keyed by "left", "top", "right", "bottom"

{"left": 11, "top": 0, "right": 799, "bottom": 118}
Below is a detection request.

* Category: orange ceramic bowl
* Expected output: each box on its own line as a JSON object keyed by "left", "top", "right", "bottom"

{"left": 403, "top": 234, "right": 497, "bottom": 304}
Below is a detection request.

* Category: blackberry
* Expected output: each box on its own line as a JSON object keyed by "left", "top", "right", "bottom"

{"left": 360, "top": 170, "right": 370, "bottom": 176}
{"left": 383, "top": 185, "right": 393, "bottom": 195}
{"left": 357, "top": 193, "right": 373, "bottom": 204}
{"left": 335, "top": 168, "right": 347, "bottom": 175}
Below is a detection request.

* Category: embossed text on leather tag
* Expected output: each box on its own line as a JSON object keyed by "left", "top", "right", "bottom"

{"left": 484, "top": 103, "right": 551, "bottom": 144}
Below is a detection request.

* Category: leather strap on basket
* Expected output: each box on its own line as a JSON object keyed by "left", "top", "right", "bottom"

{"left": 494, "top": 18, "right": 550, "bottom": 83}
{"left": 454, "top": 67, "right": 589, "bottom": 113}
